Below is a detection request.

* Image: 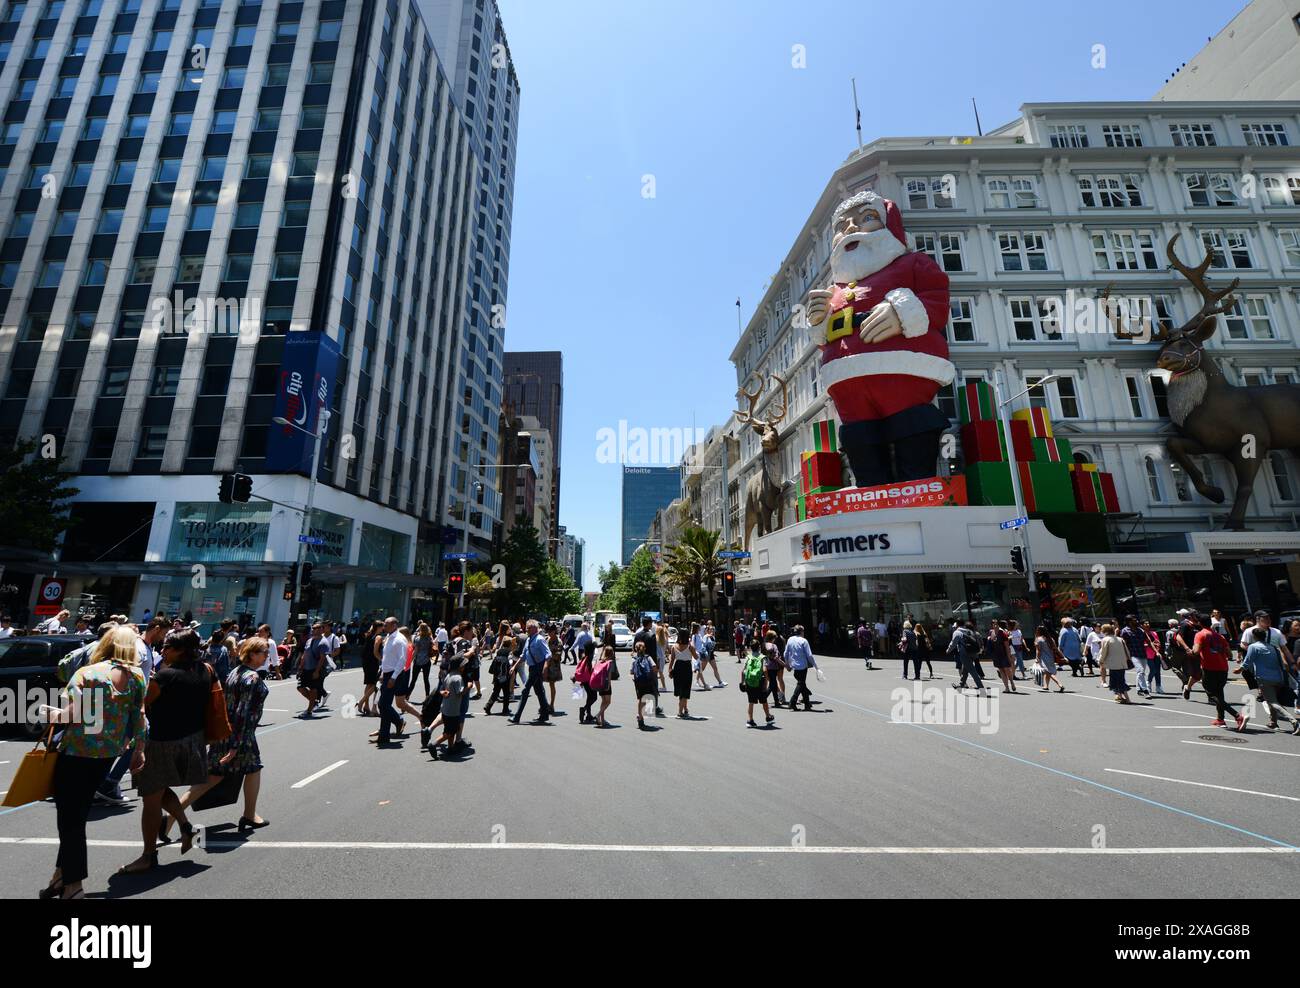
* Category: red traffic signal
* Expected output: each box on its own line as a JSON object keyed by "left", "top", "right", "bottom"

{"left": 447, "top": 572, "right": 464, "bottom": 596}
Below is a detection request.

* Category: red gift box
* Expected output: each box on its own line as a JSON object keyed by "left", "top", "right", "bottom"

{"left": 1099, "top": 471, "right": 1120, "bottom": 512}
{"left": 1072, "top": 470, "right": 1121, "bottom": 513}
{"left": 959, "top": 419, "right": 1033, "bottom": 464}
{"left": 1012, "top": 407, "right": 1054, "bottom": 438}
{"left": 800, "top": 451, "right": 842, "bottom": 492}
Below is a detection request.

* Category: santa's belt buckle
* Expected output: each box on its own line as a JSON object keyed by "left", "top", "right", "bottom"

{"left": 826, "top": 307, "right": 863, "bottom": 341}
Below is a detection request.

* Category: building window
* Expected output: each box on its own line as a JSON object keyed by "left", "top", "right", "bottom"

{"left": 997, "top": 231, "right": 1049, "bottom": 272}
{"left": 129, "top": 257, "right": 157, "bottom": 284}
{"left": 1279, "top": 229, "right": 1300, "bottom": 267}
{"left": 232, "top": 25, "right": 255, "bottom": 46}
{"left": 1262, "top": 175, "right": 1300, "bottom": 207}
{"left": 1092, "top": 230, "right": 1158, "bottom": 270}
{"left": 136, "top": 426, "right": 168, "bottom": 458}
{"left": 317, "top": 19, "right": 341, "bottom": 41}
{"left": 947, "top": 298, "right": 975, "bottom": 342}
{"left": 200, "top": 155, "right": 226, "bottom": 181}
{"left": 985, "top": 175, "right": 1039, "bottom": 209}
{"left": 1102, "top": 123, "right": 1143, "bottom": 147}
{"left": 125, "top": 114, "right": 149, "bottom": 138}
{"left": 299, "top": 105, "right": 326, "bottom": 129}
{"left": 244, "top": 155, "right": 272, "bottom": 179}
{"left": 1078, "top": 173, "right": 1143, "bottom": 208}
{"left": 111, "top": 161, "right": 136, "bottom": 186}
{"left": 1048, "top": 123, "right": 1088, "bottom": 148}
{"left": 264, "top": 62, "right": 290, "bottom": 86}
{"left": 82, "top": 259, "right": 110, "bottom": 286}
{"left": 1125, "top": 376, "right": 1144, "bottom": 417}
{"left": 904, "top": 176, "right": 956, "bottom": 210}
{"left": 188, "top": 204, "right": 215, "bottom": 231}
{"left": 1169, "top": 122, "right": 1217, "bottom": 147}
{"left": 281, "top": 201, "right": 309, "bottom": 227}
{"left": 272, "top": 253, "right": 301, "bottom": 279}
{"left": 308, "top": 62, "right": 333, "bottom": 84}
{"left": 222, "top": 67, "right": 246, "bottom": 89}
{"left": 136, "top": 71, "right": 162, "bottom": 94}
{"left": 1224, "top": 296, "right": 1275, "bottom": 341}
{"left": 1269, "top": 453, "right": 1295, "bottom": 501}
{"left": 1242, "top": 122, "right": 1289, "bottom": 147}
{"left": 914, "top": 232, "right": 964, "bottom": 272}
{"left": 210, "top": 110, "right": 236, "bottom": 135}
{"left": 233, "top": 201, "right": 262, "bottom": 228}
{"left": 1200, "top": 229, "right": 1253, "bottom": 269}
{"left": 1184, "top": 172, "right": 1238, "bottom": 208}
{"left": 38, "top": 261, "right": 65, "bottom": 288}
{"left": 151, "top": 365, "right": 180, "bottom": 396}
{"left": 1145, "top": 456, "right": 1165, "bottom": 502}
{"left": 254, "top": 109, "right": 280, "bottom": 132}
{"left": 142, "top": 206, "right": 170, "bottom": 232}
{"left": 223, "top": 254, "right": 252, "bottom": 280}
{"left": 101, "top": 368, "right": 130, "bottom": 397}
{"left": 175, "top": 254, "right": 205, "bottom": 282}
{"left": 1008, "top": 297, "right": 1061, "bottom": 341}
{"left": 1054, "top": 376, "right": 1081, "bottom": 418}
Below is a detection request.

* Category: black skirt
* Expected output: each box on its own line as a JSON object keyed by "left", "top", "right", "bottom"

{"left": 671, "top": 660, "right": 693, "bottom": 699}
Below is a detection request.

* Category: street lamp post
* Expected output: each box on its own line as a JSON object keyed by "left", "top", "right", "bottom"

{"left": 992, "top": 369, "right": 1060, "bottom": 624}
{"left": 273, "top": 410, "right": 330, "bottom": 625}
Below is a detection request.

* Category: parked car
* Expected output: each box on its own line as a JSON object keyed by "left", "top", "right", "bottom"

{"left": 0, "top": 635, "right": 89, "bottom": 738}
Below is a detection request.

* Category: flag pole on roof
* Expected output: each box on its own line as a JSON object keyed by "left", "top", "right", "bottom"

{"left": 851, "top": 78, "right": 863, "bottom": 152}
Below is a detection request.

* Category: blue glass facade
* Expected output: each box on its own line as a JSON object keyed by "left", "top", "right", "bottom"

{"left": 621, "top": 466, "right": 681, "bottom": 564}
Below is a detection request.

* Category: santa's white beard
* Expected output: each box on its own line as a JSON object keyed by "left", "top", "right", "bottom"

{"left": 831, "top": 228, "right": 908, "bottom": 283}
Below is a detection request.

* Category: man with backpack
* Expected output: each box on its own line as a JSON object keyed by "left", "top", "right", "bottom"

{"left": 632, "top": 617, "right": 664, "bottom": 717}
{"left": 899, "top": 622, "right": 920, "bottom": 680}
{"left": 740, "top": 639, "right": 774, "bottom": 728}
{"left": 948, "top": 621, "right": 989, "bottom": 697}
{"left": 1194, "top": 617, "right": 1247, "bottom": 731}
{"left": 630, "top": 642, "right": 658, "bottom": 730}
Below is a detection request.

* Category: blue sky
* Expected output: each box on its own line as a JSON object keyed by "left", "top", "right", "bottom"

{"left": 495, "top": 0, "right": 1245, "bottom": 590}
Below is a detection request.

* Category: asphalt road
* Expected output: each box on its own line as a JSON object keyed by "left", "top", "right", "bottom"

{"left": 2, "top": 652, "right": 1298, "bottom": 898}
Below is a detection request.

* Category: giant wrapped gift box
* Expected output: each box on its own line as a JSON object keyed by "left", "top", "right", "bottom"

{"left": 810, "top": 419, "right": 838, "bottom": 453}
{"left": 1012, "top": 407, "right": 1054, "bottom": 438}
{"left": 1016, "top": 462, "right": 1076, "bottom": 513}
{"left": 1067, "top": 462, "right": 1098, "bottom": 473}
{"left": 1072, "top": 469, "right": 1121, "bottom": 513}
{"left": 958, "top": 380, "right": 996, "bottom": 424}
{"left": 800, "top": 450, "right": 842, "bottom": 492}
{"left": 960, "top": 419, "right": 1033, "bottom": 463}
{"left": 1029, "top": 436, "right": 1073, "bottom": 463}
{"left": 965, "top": 462, "right": 1016, "bottom": 506}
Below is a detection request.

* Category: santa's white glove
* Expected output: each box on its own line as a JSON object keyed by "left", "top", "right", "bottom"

{"left": 858, "top": 301, "right": 903, "bottom": 344}
{"left": 803, "top": 289, "right": 832, "bottom": 331}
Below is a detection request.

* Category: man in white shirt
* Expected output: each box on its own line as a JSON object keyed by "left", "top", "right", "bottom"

{"left": 38, "top": 609, "right": 71, "bottom": 634}
{"left": 1084, "top": 625, "right": 1104, "bottom": 681}
{"left": 435, "top": 622, "right": 449, "bottom": 649}
{"left": 1237, "top": 610, "right": 1291, "bottom": 694}
{"left": 0, "top": 616, "right": 13, "bottom": 639}
{"left": 374, "top": 617, "right": 409, "bottom": 746}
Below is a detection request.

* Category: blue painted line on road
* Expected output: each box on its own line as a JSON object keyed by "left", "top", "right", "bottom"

{"left": 819, "top": 690, "right": 1299, "bottom": 851}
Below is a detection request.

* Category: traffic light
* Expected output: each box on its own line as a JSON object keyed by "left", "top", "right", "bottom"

{"left": 722, "top": 571, "right": 736, "bottom": 598}
{"left": 1009, "top": 545, "right": 1026, "bottom": 575}
{"left": 218, "top": 473, "right": 253, "bottom": 503}
{"left": 285, "top": 562, "right": 298, "bottom": 600}
{"left": 301, "top": 562, "right": 314, "bottom": 588}
{"left": 447, "top": 572, "right": 464, "bottom": 597}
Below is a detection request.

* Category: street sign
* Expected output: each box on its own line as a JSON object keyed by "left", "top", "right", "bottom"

{"left": 1000, "top": 516, "right": 1029, "bottom": 530}
{"left": 443, "top": 552, "right": 479, "bottom": 561}
{"left": 717, "top": 550, "right": 752, "bottom": 559}
{"left": 298, "top": 535, "right": 326, "bottom": 545}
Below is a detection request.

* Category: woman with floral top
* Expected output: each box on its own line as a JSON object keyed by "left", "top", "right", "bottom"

{"left": 42, "top": 625, "right": 147, "bottom": 899}
{"left": 159, "top": 637, "right": 272, "bottom": 840}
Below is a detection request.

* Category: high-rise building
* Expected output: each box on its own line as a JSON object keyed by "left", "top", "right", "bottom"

{"left": 497, "top": 398, "right": 537, "bottom": 539}
{"left": 621, "top": 465, "right": 680, "bottom": 564}
{"left": 1155, "top": 0, "right": 1300, "bottom": 101}
{"left": 515, "top": 413, "right": 551, "bottom": 544}
{"left": 0, "top": 0, "right": 478, "bottom": 631}
{"left": 420, "top": 0, "right": 520, "bottom": 553}
{"left": 504, "top": 349, "right": 562, "bottom": 541}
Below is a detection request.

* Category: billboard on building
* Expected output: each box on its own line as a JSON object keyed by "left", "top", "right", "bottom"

{"left": 266, "top": 332, "right": 341, "bottom": 474}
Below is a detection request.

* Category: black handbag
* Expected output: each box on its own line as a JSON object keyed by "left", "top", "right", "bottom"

{"left": 193, "top": 771, "right": 244, "bottom": 811}
{"left": 609, "top": 657, "right": 620, "bottom": 681}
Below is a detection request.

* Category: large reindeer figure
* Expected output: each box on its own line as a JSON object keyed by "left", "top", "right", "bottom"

{"left": 1110, "top": 233, "right": 1300, "bottom": 530}
{"left": 737, "top": 374, "right": 789, "bottom": 551}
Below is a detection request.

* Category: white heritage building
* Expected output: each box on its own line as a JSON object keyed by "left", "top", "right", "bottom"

{"left": 720, "top": 101, "right": 1300, "bottom": 633}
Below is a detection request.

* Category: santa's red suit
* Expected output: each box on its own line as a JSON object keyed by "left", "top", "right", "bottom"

{"left": 817, "top": 193, "right": 954, "bottom": 485}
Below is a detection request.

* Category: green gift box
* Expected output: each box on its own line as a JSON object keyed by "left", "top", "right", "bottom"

{"left": 1029, "top": 436, "right": 1073, "bottom": 463}
{"left": 811, "top": 419, "right": 838, "bottom": 453}
{"left": 964, "top": 461, "right": 1015, "bottom": 506}
{"left": 1017, "top": 462, "right": 1076, "bottom": 513}
{"left": 958, "top": 381, "right": 996, "bottom": 424}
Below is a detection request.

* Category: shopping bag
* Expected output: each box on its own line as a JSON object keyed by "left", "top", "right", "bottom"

{"left": 204, "top": 663, "right": 231, "bottom": 743}
{"left": 193, "top": 771, "right": 244, "bottom": 811}
{"left": 2, "top": 726, "right": 58, "bottom": 808}
{"left": 815, "top": 668, "right": 826, "bottom": 683}
{"left": 570, "top": 684, "right": 585, "bottom": 701}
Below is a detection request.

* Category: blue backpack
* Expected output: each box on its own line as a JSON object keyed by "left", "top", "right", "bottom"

{"left": 631, "top": 655, "right": 655, "bottom": 683}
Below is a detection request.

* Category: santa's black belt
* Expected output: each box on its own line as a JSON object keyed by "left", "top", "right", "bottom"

{"left": 827, "top": 308, "right": 868, "bottom": 341}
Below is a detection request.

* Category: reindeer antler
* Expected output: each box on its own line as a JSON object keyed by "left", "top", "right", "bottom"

{"left": 734, "top": 375, "right": 765, "bottom": 425}
{"left": 766, "top": 374, "right": 789, "bottom": 428}
{"left": 1166, "top": 231, "right": 1240, "bottom": 334}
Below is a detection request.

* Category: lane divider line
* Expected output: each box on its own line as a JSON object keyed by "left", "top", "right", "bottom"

{"left": 1180, "top": 740, "right": 1300, "bottom": 758}
{"left": 1104, "top": 768, "right": 1300, "bottom": 802}
{"left": 291, "top": 759, "right": 348, "bottom": 789}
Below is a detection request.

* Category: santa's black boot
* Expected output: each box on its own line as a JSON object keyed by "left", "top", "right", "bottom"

{"left": 839, "top": 420, "right": 892, "bottom": 487}
{"left": 892, "top": 426, "right": 945, "bottom": 481}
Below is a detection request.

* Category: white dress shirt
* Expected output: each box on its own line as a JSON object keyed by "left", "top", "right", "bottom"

{"left": 381, "top": 631, "right": 410, "bottom": 677}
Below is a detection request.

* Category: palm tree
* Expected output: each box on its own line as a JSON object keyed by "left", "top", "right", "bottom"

{"left": 662, "top": 525, "right": 725, "bottom": 620}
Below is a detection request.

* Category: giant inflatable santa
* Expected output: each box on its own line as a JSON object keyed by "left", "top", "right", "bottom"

{"left": 804, "top": 190, "right": 955, "bottom": 486}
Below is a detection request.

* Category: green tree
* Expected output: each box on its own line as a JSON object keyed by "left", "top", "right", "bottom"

{"left": 597, "top": 561, "right": 622, "bottom": 594}
{"left": 541, "top": 559, "right": 583, "bottom": 616}
{"left": 606, "top": 547, "right": 663, "bottom": 615}
{"left": 0, "top": 439, "right": 79, "bottom": 553}
{"left": 661, "top": 526, "right": 724, "bottom": 620}
{"left": 495, "top": 518, "right": 548, "bottom": 616}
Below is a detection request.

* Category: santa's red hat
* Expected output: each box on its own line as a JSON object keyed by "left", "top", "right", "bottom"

{"left": 832, "top": 190, "right": 908, "bottom": 249}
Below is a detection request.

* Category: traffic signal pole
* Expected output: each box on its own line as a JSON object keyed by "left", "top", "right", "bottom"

{"left": 291, "top": 410, "right": 329, "bottom": 627}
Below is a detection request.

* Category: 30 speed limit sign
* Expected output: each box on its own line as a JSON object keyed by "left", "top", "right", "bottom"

{"left": 36, "top": 578, "right": 67, "bottom": 615}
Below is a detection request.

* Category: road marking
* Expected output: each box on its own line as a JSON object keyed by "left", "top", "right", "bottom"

{"left": 263, "top": 708, "right": 290, "bottom": 713}
{"left": 290, "top": 759, "right": 348, "bottom": 789}
{"left": 1064, "top": 691, "right": 1219, "bottom": 720}
{"left": 1152, "top": 725, "right": 1215, "bottom": 729}
{"left": 0, "top": 837, "right": 1294, "bottom": 855}
{"left": 1104, "top": 768, "right": 1300, "bottom": 803}
{"left": 817, "top": 690, "right": 1298, "bottom": 849}
{"left": 1181, "top": 740, "right": 1300, "bottom": 758}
